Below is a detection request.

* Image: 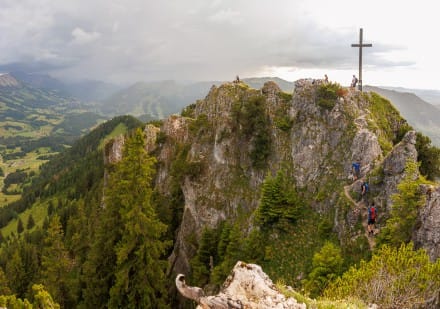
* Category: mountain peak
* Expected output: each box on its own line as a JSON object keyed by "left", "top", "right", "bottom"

{"left": 0, "top": 73, "right": 20, "bottom": 87}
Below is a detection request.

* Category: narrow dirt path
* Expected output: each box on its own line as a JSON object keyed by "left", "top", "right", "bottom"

{"left": 343, "top": 184, "right": 375, "bottom": 250}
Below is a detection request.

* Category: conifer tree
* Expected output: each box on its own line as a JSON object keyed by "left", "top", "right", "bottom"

{"left": 41, "top": 214, "right": 75, "bottom": 308}
{"left": 16, "top": 218, "right": 24, "bottom": 234}
{"left": 5, "top": 249, "right": 26, "bottom": 296}
{"left": 0, "top": 267, "right": 12, "bottom": 295}
{"left": 304, "top": 242, "right": 343, "bottom": 297}
{"left": 26, "top": 214, "right": 35, "bottom": 230}
{"left": 103, "top": 128, "right": 170, "bottom": 308}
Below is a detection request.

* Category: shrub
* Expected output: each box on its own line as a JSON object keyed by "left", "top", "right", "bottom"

{"left": 316, "top": 82, "right": 342, "bottom": 110}
{"left": 325, "top": 243, "right": 440, "bottom": 308}
{"left": 304, "top": 242, "right": 344, "bottom": 297}
{"left": 415, "top": 132, "right": 440, "bottom": 180}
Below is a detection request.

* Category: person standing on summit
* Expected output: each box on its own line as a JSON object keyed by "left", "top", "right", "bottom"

{"left": 351, "top": 75, "right": 358, "bottom": 88}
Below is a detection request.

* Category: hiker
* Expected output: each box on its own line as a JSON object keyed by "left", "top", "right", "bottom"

{"left": 352, "top": 161, "right": 361, "bottom": 181}
{"left": 427, "top": 186, "right": 433, "bottom": 201}
{"left": 351, "top": 75, "right": 358, "bottom": 88}
{"left": 360, "top": 181, "right": 369, "bottom": 202}
{"left": 367, "top": 202, "right": 377, "bottom": 236}
{"left": 324, "top": 74, "right": 329, "bottom": 83}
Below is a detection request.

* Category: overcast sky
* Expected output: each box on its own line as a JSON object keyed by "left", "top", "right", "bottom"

{"left": 0, "top": 0, "right": 439, "bottom": 89}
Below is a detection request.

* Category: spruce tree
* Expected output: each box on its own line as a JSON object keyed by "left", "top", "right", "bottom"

{"left": 41, "top": 214, "right": 75, "bottom": 308}
{"left": 16, "top": 218, "right": 24, "bottom": 234}
{"left": 103, "top": 128, "right": 170, "bottom": 308}
{"left": 0, "top": 267, "right": 12, "bottom": 295}
{"left": 26, "top": 214, "right": 35, "bottom": 230}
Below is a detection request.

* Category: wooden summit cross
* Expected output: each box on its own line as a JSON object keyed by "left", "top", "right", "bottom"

{"left": 351, "top": 28, "right": 372, "bottom": 92}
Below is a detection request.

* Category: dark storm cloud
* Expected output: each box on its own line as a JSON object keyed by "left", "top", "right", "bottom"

{"left": 0, "top": 0, "right": 413, "bottom": 83}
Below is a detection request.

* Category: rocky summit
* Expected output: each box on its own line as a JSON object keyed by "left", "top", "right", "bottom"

{"left": 106, "top": 79, "right": 440, "bottom": 305}
{"left": 0, "top": 73, "right": 20, "bottom": 87}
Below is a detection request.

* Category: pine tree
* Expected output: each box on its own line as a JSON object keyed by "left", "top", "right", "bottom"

{"left": 16, "top": 218, "right": 24, "bottom": 234}
{"left": 0, "top": 267, "right": 12, "bottom": 295}
{"left": 5, "top": 249, "right": 27, "bottom": 296}
{"left": 26, "top": 214, "right": 35, "bottom": 230}
{"left": 102, "top": 128, "right": 171, "bottom": 308}
{"left": 304, "top": 242, "right": 343, "bottom": 297}
{"left": 41, "top": 214, "right": 76, "bottom": 308}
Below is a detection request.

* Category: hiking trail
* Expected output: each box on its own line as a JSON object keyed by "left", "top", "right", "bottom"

{"left": 343, "top": 183, "right": 376, "bottom": 250}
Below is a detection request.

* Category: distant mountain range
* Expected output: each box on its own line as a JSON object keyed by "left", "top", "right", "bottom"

{"left": 8, "top": 71, "right": 121, "bottom": 102}
{"left": 364, "top": 86, "right": 440, "bottom": 146}
{"left": 0, "top": 73, "right": 106, "bottom": 157}
{"left": 1, "top": 71, "right": 439, "bottom": 145}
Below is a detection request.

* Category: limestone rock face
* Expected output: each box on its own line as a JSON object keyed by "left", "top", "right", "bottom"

{"left": 177, "top": 261, "right": 306, "bottom": 309}
{"left": 104, "top": 135, "right": 125, "bottom": 165}
{"left": 380, "top": 130, "right": 418, "bottom": 210}
{"left": 413, "top": 185, "right": 440, "bottom": 260}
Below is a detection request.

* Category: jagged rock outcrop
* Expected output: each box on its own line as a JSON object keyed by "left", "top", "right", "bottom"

{"left": 176, "top": 261, "right": 306, "bottom": 309}
{"left": 379, "top": 130, "right": 418, "bottom": 210}
{"left": 414, "top": 185, "right": 440, "bottom": 260}
{"left": 140, "top": 79, "right": 427, "bottom": 277}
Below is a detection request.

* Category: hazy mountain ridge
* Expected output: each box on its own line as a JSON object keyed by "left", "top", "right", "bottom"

{"left": 364, "top": 85, "right": 440, "bottom": 146}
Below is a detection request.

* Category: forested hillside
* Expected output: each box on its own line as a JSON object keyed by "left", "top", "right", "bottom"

{"left": 0, "top": 74, "right": 107, "bottom": 205}
{"left": 0, "top": 81, "right": 439, "bottom": 308}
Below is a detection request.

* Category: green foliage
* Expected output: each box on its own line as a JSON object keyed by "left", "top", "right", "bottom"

{"left": 277, "top": 91, "right": 293, "bottom": 102}
{"left": 376, "top": 161, "right": 427, "bottom": 247}
{"left": 26, "top": 214, "right": 35, "bottom": 230}
{"left": 0, "top": 284, "right": 59, "bottom": 309}
{"left": 277, "top": 282, "right": 368, "bottom": 309}
{"left": 367, "top": 92, "right": 410, "bottom": 152}
{"left": 316, "top": 82, "right": 342, "bottom": 110}
{"left": 0, "top": 267, "right": 11, "bottom": 295}
{"left": 41, "top": 215, "right": 76, "bottom": 308}
{"left": 255, "top": 170, "right": 302, "bottom": 228}
{"left": 170, "top": 144, "right": 204, "bottom": 181}
{"left": 274, "top": 114, "right": 293, "bottom": 132}
{"left": 16, "top": 218, "right": 24, "bottom": 234}
{"left": 325, "top": 243, "right": 440, "bottom": 308}
{"left": 188, "top": 114, "right": 212, "bottom": 140}
{"left": 415, "top": 132, "right": 440, "bottom": 180}
{"left": 105, "top": 128, "right": 171, "bottom": 308}
{"left": 190, "top": 227, "right": 220, "bottom": 286}
{"left": 181, "top": 103, "right": 196, "bottom": 118}
{"left": 304, "top": 242, "right": 344, "bottom": 297}
{"left": 232, "top": 95, "right": 271, "bottom": 168}
{"left": 211, "top": 224, "right": 245, "bottom": 285}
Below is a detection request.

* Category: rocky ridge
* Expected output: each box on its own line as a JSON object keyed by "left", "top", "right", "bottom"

{"left": 106, "top": 78, "right": 440, "bottom": 278}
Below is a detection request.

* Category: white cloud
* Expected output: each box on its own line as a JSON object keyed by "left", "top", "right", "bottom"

{"left": 208, "top": 9, "right": 243, "bottom": 25}
{"left": 0, "top": 0, "right": 439, "bottom": 89}
{"left": 71, "top": 27, "right": 101, "bottom": 45}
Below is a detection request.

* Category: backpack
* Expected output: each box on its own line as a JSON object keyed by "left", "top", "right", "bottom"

{"left": 355, "top": 77, "right": 358, "bottom": 83}
{"left": 363, "top": 182, "right": 369, "bottom": 192}
{"left": 352, "top": 162, "right": 360, "bottom": 172}
{"left": 370, "top": 207, "right": 376, "bottom": 220}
